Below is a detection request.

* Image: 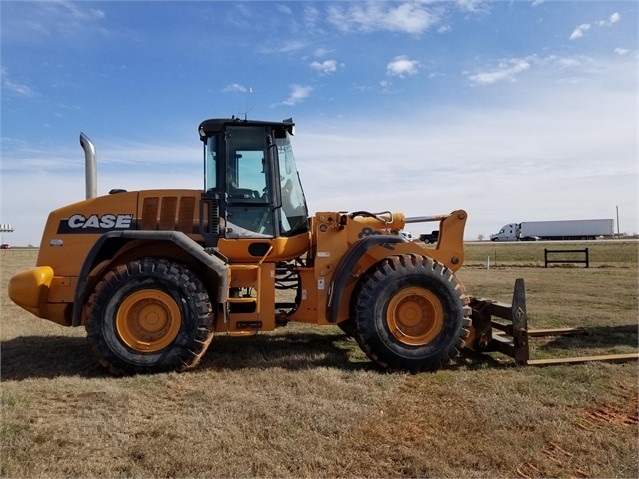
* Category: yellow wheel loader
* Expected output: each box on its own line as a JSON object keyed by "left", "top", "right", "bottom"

{"left": 11, "top": 117, "right": 633, "bottom": 374}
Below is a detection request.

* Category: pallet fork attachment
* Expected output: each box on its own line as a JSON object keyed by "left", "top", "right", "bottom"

{"left": 469, "top": 278, "right": 639, "bottom": 366}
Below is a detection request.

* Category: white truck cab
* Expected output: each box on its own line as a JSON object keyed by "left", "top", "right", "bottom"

{"left": 490, "top": 223, "right": 519, "bottom": 241}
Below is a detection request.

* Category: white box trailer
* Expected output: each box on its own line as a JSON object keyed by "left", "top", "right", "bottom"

{"left": 491, "top": 219, "right": 614, "bottom": 241}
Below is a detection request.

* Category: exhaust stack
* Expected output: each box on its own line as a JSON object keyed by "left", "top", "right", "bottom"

{"left": 79, "top": 132, "right": 97, "bottom": 199}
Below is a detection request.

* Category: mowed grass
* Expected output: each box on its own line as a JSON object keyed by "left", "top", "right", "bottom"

{"left": 1, "top": 243, "right": 637, "bottom": 478}
{"left": 463, "top": 239, "right": 638, "bottom": 267}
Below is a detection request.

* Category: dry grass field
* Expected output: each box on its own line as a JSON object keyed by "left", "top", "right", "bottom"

{"left": 1, "top": 242, "right": 637, "bottom": 478}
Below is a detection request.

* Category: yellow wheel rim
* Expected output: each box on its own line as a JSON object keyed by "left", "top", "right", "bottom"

{"left": 116, "top": 289, "right": 181, "bottom": 353}
{"left": 386, "top": 287, "right": 444, "bottom": 346}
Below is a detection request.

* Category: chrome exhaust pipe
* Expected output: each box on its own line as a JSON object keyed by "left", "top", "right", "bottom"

{"left": 79, "top": 132, "right": 97, "bottom": 199}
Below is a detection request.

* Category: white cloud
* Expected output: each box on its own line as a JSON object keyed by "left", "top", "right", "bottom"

{"left": 386, "top": 56, "right": 421, "bottom": 77}
{"left": 328, "top": 2, "right": 439, "bottom": 34}
{"left": 276, "top": 40, "right": 308, "bottom": 54}
{"left": 468, "top": 58, "right": 530, "bottom": 85}
{"left": 1, "top": 140, "right": 200, "bottom": 175}
{"left": 59, "top": 1, "right": 105, "bottom": 21}
{"left": 222, "top": 83, "right": 249, "bottom": 93}
{"left": 3, "top": 79, "right": 35, "bottom": 97}
{"left": 455, "top": 0, "right": 489, "bottom": 13}
{"left": 614, "top": 48, "right": 630, "bottom": 56}
{"left": 599, "top": 12, "right": 621, "bottom": 26}
{"left": 379, "top": 80, "right": 392, "bottom": 88}
{"left": 468, "top": 54, "right": 606, "bottom": 87}
{"left": 281, "top": 84, "right": 313, "bottom": 106}
{"left": 572, "top": 13, "right": 620, "bottom": 41}
{"left": 260, "top": 40, "right": 308, "bottom": 55}
{"left": 2, "top": 0, "right": 107, "bottom": 40}
{"left": 569, "top": 23, "right": 591, "bottom": 40}
{"left": 0, "top": 69, "right": 36, "bottom": 97}
{"left": 311, "top": 60, "right": 338, "bottom": 74}
{"left": 302, "top": 5, "right": 320, "bottom": 33}
{"left": 314, "top": 47, "right": 333, "bottom": 58}
{"left": 276, "top": 4, "right": 292, "bottom": 15}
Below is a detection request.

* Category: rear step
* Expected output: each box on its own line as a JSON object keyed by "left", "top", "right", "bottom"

{"left": 468, "top": 278, "right": 639, "bottom": 366}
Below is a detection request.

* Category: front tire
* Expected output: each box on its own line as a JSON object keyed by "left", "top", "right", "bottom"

{"left": 351, "top": 254, "right": 470, "bottom": 372}
{"left": 85, "top": 258, "right": 214, "bottom": 375}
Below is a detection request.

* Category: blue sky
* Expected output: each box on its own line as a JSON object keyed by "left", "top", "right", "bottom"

{"left": 1, "top": 0, "right": 637, "bottom": 245}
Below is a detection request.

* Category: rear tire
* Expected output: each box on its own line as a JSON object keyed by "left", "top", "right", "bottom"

{"left": 85, "top": 258, "right": 214, "bottom": 375}
{"left": 351, "top": 254, "right": 470, "bottom": 372}
{"left": 337, "top": 318, "right": 356, "bottom": 337}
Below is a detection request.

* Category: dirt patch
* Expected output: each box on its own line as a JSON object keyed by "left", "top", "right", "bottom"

{"left": 578, "top": 389, "right": 639, "bottom": 429}
{"left": 516, "top": 442, "right": 591, "bottom": 478}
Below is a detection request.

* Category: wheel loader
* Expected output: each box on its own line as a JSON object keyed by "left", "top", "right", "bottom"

{"left": 12, "top": 117, "right": 632, "bottom": 375}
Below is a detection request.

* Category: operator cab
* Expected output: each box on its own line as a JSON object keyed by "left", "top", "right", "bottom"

{"left": 198, "top": 117, "right": 309, "bottom": 247}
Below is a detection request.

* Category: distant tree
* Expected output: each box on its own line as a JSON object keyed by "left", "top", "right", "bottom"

{"left": 477, "top": 234, "right": 485, "bottom": 241}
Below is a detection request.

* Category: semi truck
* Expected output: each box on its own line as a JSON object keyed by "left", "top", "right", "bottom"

{"left": 490, "top": 219, "right": 614, "bottom": 241}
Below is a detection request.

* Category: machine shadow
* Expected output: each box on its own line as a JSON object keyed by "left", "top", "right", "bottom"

{"left": 0, "top": 330, "right": 375, "bottom": 380}
{"left": 197, "top": 330, "right": 373, "bottom": 372}
{"left": 10, "top": 324, "right": 615, "bottom": 380}
{"left": 1, "top": 335, "right": 103, "bottom": 380}
{"left": 535, "top": 324, "right": 639, "bottom": 351}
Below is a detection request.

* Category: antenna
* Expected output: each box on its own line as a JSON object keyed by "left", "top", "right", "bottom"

{"left": 243, "top": 86, "right": 254, "bottom": 120}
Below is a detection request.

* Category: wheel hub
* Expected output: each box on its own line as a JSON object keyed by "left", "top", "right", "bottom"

{"left": 387, "top": 287, "right": 444, "bottom": 346}
{"left": 116, "top": 289, "right": 181, "bottom": 352}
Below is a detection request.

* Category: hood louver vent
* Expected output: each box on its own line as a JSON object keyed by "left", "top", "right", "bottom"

{"left": 141, "top": 195, "right": 197, "bottom": 233}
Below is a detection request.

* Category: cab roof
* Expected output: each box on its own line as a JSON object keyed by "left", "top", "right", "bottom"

{"left": 198, "top": 117, "right": 294, "bottom": 140}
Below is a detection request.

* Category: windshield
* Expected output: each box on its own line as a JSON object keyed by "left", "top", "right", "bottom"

{"left": 277, "top": 133, "right": 309, "bottom": 235}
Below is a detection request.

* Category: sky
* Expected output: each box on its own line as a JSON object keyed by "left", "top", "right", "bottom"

{"left": 1, "top": 0, "right": 637, "bottom": 246}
